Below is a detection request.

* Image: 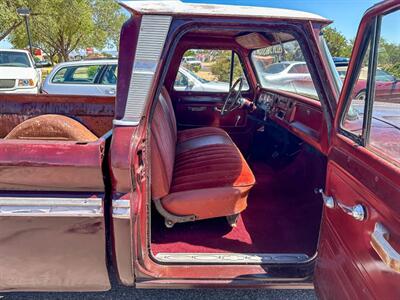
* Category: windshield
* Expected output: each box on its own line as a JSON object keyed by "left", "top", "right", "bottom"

{"left": 251, "top": 37, "right": 320, "bottom": 101}
{"left": 0, "top": 51, "right": 31, "bottom": 68}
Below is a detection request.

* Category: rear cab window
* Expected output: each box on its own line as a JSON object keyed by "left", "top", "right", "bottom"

{"left": 174, "top": 49, "right": 249, "bottom": 92}
{"left": 251, "top": 37, "right": 320, "bottom": 101}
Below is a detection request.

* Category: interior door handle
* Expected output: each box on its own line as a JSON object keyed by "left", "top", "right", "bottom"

{"left": 316, "top": 189, "right": 366, "bottom": 221}
{"left": 371, "top": 222, "right": 400, "bottom": 273}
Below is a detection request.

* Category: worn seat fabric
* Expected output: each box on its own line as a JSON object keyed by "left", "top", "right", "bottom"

{"left": 151, "top": 87, "right": 255, "bottom": 223}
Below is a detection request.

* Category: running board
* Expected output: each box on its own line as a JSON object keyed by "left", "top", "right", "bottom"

{"left": 154, "top": 253, "right": 310, "bottom": 264}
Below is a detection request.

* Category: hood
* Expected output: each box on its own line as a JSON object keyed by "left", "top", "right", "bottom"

{"left": 202, "top": 81, "right": 230, "bottom": 91}
{"left": 0, "top": 67, "right": 36, "bottom": 80}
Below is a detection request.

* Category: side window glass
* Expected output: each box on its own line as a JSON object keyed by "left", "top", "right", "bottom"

{"left": 52, "top": 65, "right": 102, "bottom": 84}
{"left": 101, "top": 65, "right": 118, "bottom": 85}
{"left": 52, "top": 68, "right": 68, "bottom": 83}
{"left": 342, "top": 10, "right": 400, "bottom": 165}
{"left": 70, "top": 65, "right": 102, "bottom": 83}
{"left": 369, "top": 11, "right": 400, "bottom": 163}
{"left": 174, "top": 49, "right": 248, "bottom": 92}
{"left": 251, "top": 38, "right": 320, "bottom": 101}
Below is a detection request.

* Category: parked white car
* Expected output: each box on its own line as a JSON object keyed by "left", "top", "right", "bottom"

{"left": 263, "top": 61, "right": 311, "bottom": 83}
{"left": 42, "top": 59, "right": 118, "bottom": 96}
{"left": 0, "top": 49, "right": 41, "bottom": 94}
{"left": 42, "top": 60, "right": 230, "bottom": 96}
{"left": 174, "top": 67, "right": 229, "bottom": 92}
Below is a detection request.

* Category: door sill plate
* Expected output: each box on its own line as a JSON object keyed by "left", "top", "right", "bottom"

{"left": 154, "top": 252, "right": 310, "bottom": 264}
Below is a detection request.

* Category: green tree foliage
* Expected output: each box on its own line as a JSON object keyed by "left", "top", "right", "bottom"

{"left": 0, "top": 0, "right": 35, "bottom": 42}
{"left": 7, "top": 0, "right": 127, "bottom": 62}
{"left": 378, "top": 39, "right": 400, "bottom": 78}
{"left": 323, "top": 26, "right": 353, "bottom": 57}
{"left": 210, "top": 51, "right": 244, "bottom": 83}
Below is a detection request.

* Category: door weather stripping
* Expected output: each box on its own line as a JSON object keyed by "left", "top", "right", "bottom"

{"left": 112, "top": 199, "right": 130, "bottom": 219}
{"left": 155, "top": 253, "right": 310, "bottom": 264}
{"left": 118, "top": 14, "right": 172, "bottom": 125}
{"left": 0, "top": 197, "right": 103, "bottom": 217}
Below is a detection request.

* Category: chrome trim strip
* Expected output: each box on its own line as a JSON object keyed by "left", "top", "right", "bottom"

{"left": 112, "top": 199, "right": 130, "bottom": 219}
{"left": 113, "top": 119, "right": 140, "bottom": 126}
{"left": 155, "top": 253, "right": 310, "bottom": 264}
{"left": 122, "top": 14, "right": 172, "bottom": 123}
{"left": 0, "top": 197, "right": 103, "bottom": 217}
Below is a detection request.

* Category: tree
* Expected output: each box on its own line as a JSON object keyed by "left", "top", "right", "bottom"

{"left": 0, "top": 0, "right": 32, "bottom": 42}
{"left": 323, "top": 26, "right": 353, "bottom": 57}
{"left": 8, "top": 0, "right": 127, "bottom": 62}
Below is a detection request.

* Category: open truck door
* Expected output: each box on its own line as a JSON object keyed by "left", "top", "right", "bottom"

{"left": 315, "top": 1, "right": 400, "bottom": 299}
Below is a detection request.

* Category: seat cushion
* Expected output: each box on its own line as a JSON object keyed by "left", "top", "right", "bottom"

{"left": 161, "top": 132, "right": 255, "bottom": 219}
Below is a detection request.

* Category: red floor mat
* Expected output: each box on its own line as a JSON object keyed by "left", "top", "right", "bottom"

{"left": 151, "top": 149, "right": 324, "bottom": 256}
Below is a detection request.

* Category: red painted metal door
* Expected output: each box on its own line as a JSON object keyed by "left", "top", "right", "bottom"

{"left": 314, "top": 1, "right": 400, "bottom": 299}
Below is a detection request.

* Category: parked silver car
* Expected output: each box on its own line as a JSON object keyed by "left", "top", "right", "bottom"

{"left": 42, "top": 60, "right": 230, "bottom": 96}
{"left": 42, "top": 59, "right": 117, "bottom": 96}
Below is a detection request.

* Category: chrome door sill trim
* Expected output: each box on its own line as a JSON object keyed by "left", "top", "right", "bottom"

{"left": 154, "top": 253, "right": 310, "bottom": 264}
{"left": 0, "top": 197, "right": 103, "bottom": 217}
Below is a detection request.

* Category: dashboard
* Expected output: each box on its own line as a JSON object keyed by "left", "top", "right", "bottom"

{"left": 255, "top": 89, "right": 325, "bottom": 152}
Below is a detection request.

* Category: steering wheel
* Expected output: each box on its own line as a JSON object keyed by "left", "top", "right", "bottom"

{"left": 220, "top": 77, "right": 244, "bottom": 116}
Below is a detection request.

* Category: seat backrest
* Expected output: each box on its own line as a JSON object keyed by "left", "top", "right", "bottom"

{"left": 151, "top": 87, "right": 177, "bottom": 199}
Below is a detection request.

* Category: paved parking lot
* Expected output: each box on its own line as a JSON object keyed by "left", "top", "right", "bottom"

{"left": 2, "top": 287, "right": 316, "bottom": 300}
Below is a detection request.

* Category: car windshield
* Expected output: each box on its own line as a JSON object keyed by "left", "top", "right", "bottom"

{"left": 0, "top": 51, "right": 31, "bottom": 68}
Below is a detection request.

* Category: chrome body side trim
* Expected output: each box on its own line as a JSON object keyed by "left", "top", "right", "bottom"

{"left": 155, "top": 253, "right": 310, "bottom": 264}
{"left": 0, "top": 197, "right": 103, "bottom": 217}
{"left": 122, "top": 14, "right": 172, "bottom": 123}
{"left": 112, "top": 199, "right": 131, "bottom": 219}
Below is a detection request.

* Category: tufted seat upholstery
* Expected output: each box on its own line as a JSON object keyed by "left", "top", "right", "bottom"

{"left": 151, "top": 87, "right": 255, "bottom": 226}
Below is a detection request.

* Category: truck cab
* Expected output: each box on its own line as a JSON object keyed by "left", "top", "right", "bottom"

{"left": 0, "top": 1, "right": 398, "bottom": 298}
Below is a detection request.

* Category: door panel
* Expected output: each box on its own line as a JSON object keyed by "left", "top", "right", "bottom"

{"left": 315, "top": 146, "right": 400, "bottom": 299}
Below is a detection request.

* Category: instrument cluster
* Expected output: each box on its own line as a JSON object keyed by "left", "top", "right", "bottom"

{"left": 257, "top": 91, "right": 275, "bottom": 113}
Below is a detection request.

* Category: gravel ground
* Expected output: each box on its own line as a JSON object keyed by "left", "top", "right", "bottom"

{"left": 1, "top": 287, "right": 316, "bottom": 300}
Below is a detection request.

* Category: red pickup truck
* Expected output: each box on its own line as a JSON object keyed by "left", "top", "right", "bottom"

{"left": 0, "top": 1, "right": 399, "bottom": 298}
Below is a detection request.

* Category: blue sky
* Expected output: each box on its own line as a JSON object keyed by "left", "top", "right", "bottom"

{"left": 184, "top": 0, "right": 379, "bottom": 39}
{"left": 0, "top": 0, "right": 393, "bottom": 49}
